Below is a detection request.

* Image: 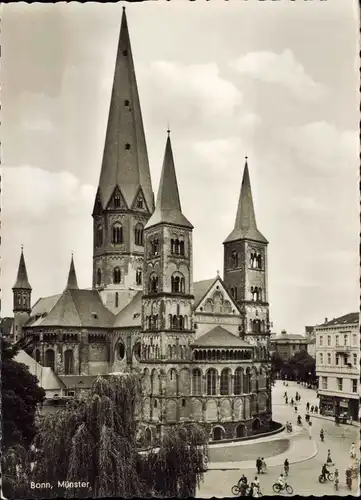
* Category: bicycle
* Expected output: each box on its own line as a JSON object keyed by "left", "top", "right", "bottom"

{"left": 272, "top": 482, "right": 293, "bottom": 494}
{"left": 318, "top": 472, "right": 334, "bottom": 483}
{"left": 231, "top": 480, "right": 246, "bottom": 496}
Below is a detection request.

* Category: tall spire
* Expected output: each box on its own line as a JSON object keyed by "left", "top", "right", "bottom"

{"left": 96, "top": 7, "right": 154, "bottom": 211}
{"left": 65, "top": 254, "right": 79, "bottom": 290}
{"left": 224, "top": 157, "right": 267, "bottom": 243}
{"left": 145, "top": 132, "right": 193, "bottom": 229}
{"left": 13, "top": 247, "right": 32, "bottom": 290}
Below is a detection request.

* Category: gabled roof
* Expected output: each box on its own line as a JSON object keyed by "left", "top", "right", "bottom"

{"left": 59, "top": 375, "right": 100, "bottom": 389}
{"left": 193, "top": 277, "right": 218, "bottom": 309}
{"left": 319, "top": 313, "right": 359, "bottom": 327}
{"left": 26, "top": 290, "right": 114, "bottom": 328}
{"left": 113, "top": 291, "right": 142, "bottom": 328}
{"left": 13, "top": 249, "right": 32, "bottom": 289}
{"left": 191, "top": 326, "right": 252, "bottom": 348}
{"left": 145, "top": 134, "right": 192, "bottom": 229}
{"left": 224, "top": 159, "right": 267, "bottom": 244}
{"left": 96, "top": 8, "right": 154, "bottom": 212}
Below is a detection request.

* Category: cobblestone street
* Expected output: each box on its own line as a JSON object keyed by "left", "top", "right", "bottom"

{"left": 197, "top": 381, "right": 359, "bottom": 497}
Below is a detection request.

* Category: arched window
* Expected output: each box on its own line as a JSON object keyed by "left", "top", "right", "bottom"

{"left": 148, "top": 274, "right": 159, "bottom": 293}
{"left": 179, "top": 316, "right": 184, "bottom": 330}
{"left": 96, "top": 224, "right": 103, "bottom": 247}
{"left": 184, "top": 315, "right": 188, "bottom": 330}
{"left": 257, "top": 254, "right": 262, "bottom": 269}
{"left": 171, "top": 273, "right": 184, "bottom": 293}
{"left": 168, "top": 345, "right": 172, "bottom": 359}
{"left": 234, "top": 368, "right": 243, "bottom": 395}
{"left": 45, "top": 349, "right": 55, "bottom": 371}
{"left": 113, "top": 267, "right": 121, "bottom": 284}
{"left": 35, "top": 349, "right": 41, "bottom": 363}
{"left": 136, "top": 268, "right": 142, "bottom": 285}
{"left": 134, "top": 223, "right": 144, "bottom": 246}
{"left": 174, "top": 239, "right": 180, "bottom": 254}
{"left": 150, "top": 238, "right": 159, "bottom": 256}
{"left": 179, "top": 237, "right": 185, "bottom": 256}
{"left": 192, "top": 368, "right": 202, "bottom": 395}
{"left": 114, "top": 194, "right": 121, "bottom": 208}
{"left": 96, "top": 269, "right": 102, "bottom": 286}
{"left": 172, "top": 315, "right": 178, "bottom": 329}
{"left": 220, "top": 368, "right": 230, "bottom": 395}
{"left": 206, "top": 369, "right": 217, "bottom": 396}
{"left": 64, "top": 350, "right": 74, "bottom": 375}
{"left": 112, "top": 223, "right": 123, "bottom": 244}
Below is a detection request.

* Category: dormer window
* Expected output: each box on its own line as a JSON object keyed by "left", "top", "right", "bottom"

{"left": 91, "top": 312, "right": 98, "bottom": 319}
{"left": 136, "top": 198, "right": 143, "bottom": 209}
{"left": 114, "top": 195, "right": 121, "bottom": 208}
{"left": 124, "top": 99, "right": 130, "bottom": 107}
{"left": 125, "top": 143, "right": 131, "bottom": 150}
{"left": 122, "top": 49, "right": 128, "bottom": 56}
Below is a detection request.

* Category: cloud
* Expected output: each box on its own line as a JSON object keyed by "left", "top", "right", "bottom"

{"left": 137, "top": 61, "right": 242, "bottom": 126}
{"left": 2, "top": 166, "right": 95, "bottom": 313}
{"left": 231, "top": 49, "right": 325, "bottom": 100}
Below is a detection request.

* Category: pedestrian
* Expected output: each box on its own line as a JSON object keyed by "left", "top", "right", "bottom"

{"left": 314, "top": 405, "right": 318, "bottom": 414}
{"left": 306, "top": 402, "right": 310, "bottom": 411}
{"left": 294, "top": 405, "right": 298, "bottom": 413}
{"left": 350, "top": 442, "right": 356, "bottom": 459}
{"left": 256, "top": 457, "right": 262, "bottom": 474}
{"left": 311, "top": 405, "right": 314, "bottom": 413}
{"left": 284, "top": 458, "right": 290, "bottom": 476}
{"left": 326, "top": 449, "right": 333, "bottom": 465}
{"left": 320, "top": 428, "right": 324, "bottom": 442}
{"left": 285, "top": 396, "right": 288, "bottom": 404}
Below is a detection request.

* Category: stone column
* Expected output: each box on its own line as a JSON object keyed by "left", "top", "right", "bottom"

{"left": 216, "top": 373, "right": 220, "bottom": 396}
{"left": 231, "top": 374, "right": 235, "bottom": 395}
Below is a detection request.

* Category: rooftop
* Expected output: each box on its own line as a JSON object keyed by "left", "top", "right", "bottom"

{"left": 191, "top": 326, "right": 252, "bottom": 348}
{"left": 318, "top": 312, "right": 359, "bottom": 327}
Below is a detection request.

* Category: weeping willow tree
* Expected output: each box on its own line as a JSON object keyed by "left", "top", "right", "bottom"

{"left": 26, "top": 374, "right": 208, "bottom": 499}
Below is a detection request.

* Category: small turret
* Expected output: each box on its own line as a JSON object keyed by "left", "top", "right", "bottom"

{"left": 65, "top": 254, "right": 79, "bottom": 290}
{"left": 12, "top": 247, "right": 32, "bottom": 341}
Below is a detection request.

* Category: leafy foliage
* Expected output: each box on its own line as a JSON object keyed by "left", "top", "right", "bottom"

{"left": 10, "top": 374, "right": 208, "bottom": 498}
{"left": 271, "top": 348, "right": 316, "bottom": 384}
{"left": 1, "top": 338, "right": 45, "bottom": 449}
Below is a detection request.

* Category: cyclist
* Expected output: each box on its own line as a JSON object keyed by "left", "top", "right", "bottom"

{"left": 320, "top": 463, "right": 329, "bottom": 482}
{"left": 276, "top": 473, "right": 286, "bottom": 490}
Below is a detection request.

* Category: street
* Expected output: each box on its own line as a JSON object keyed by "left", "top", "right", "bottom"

{"left": 197, "top": 380, "right": 359, "bottom": 497}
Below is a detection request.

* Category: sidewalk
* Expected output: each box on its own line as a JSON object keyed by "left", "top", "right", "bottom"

{"left": 310, "top": 413, "right": 360, "bottom": 427}
{"left": 208, "top": 429, "right": 318, "bottom": 471}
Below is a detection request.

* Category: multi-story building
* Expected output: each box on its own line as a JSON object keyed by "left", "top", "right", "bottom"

{"left": 305, "top": 325, "right": 316, "bottom": 358}
{"left": 315, "top": 313, "right": 359, "bottom": 420}
{"left": 10, "top": 8, "right": 273, "bottom": 442}
{"left": 270, "top": 330, "right": 308, "bottom": 361}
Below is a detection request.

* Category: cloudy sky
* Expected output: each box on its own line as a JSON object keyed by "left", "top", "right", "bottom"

{"left": 1, "top": 0, "right": 359, "bottom": 333}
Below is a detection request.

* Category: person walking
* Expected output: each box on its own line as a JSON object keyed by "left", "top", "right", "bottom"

{"left": 311, "top": 405, "right": 314, "bottom": 413}
{"left": 308, "top": 421, "right": 312, "bottom": 439}
{"left": 350, "top": 442, "right": 356, "bottom": 459}
{"left": 314, "top": 405, "right": 318, "bottom": 414}
{"left": 320, "top": 428, "right": 324, "bottom": 442}
{"left": 326, "top": 449, "right": 333, "bottom": 465}
{"left": 306, "top": 402, "right": 310, "bottom": 411}
{"left": 256, "top": 457, "right": 262, "bottom": 474}
{"left": 284, "top": 458, "right": 290, "bottom": 476}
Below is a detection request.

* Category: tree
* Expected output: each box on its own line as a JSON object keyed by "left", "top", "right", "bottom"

{"left": 27, "top": 374, "right": 208, "bottom": 498}
{"left": 270, "top": 351, "right": 284, "bottom": 382}
{"left": 289, "top": 350, "right": 316, "bottom": 384}
{"left": 1, "top": 337, "right": 45, "bottom": 449}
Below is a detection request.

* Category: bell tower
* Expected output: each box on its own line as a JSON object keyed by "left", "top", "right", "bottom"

{"left": 223, "top": 157, "right": 269, "bottom": 342}
{"left": 92, "top": 8, "right": 154, "bottom": 313}
{"left": 141, "top": 132, "right": 194, "bottom": 362}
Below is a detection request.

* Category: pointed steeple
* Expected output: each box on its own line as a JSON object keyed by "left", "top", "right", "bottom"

{"left": 13, "top": 247, "right": 32, "bottom": 290}
{"left": 145, "top": 132, "right": 193, "bottom": 229}
{"left": 96, "top": 7, "right": 154, "bottom": 212}
{"left": 224, "top": 157, "right": 267, "bottom": 243}
{"left": 65, "top": 254, "right": 79, "bottom": 290}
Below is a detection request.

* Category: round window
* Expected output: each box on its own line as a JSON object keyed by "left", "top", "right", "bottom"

{"left": 118, "top": 341, "right": 125, "bottom": 360}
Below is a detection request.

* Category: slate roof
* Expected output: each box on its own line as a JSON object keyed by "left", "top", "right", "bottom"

{"left": 13, "top": 249, "right": 32, "bottom": 289}
{"left": 113, "top": 291, "right": 142, "bottom": 328}
{"left": 191, "top": 326, "right": 252, "bottom": 348}
{"left": 59, "top": 375, "right": 100, "bottom": 389}
{"left": 26, "top": 289, "right": 114, "bottom": 328}
{"left": 14, "top": 350, "right": 66, "bottom": 391}
{"left": 271, "top": 333, "right": 307, "bottom": 341}
{"left": 193, "top": 277, "right": 218, "bottom": 309}
{"left": 224, "top": 160, "right": 268, "bottom": 244}
{"left": 96, "top": 8, "right": 154, "bottom": 212}
{"left": 145, "top": 135, "right": 193, "bottom": 229}
{"left": 319, "top": 313, "right": 359, "bottom": 327}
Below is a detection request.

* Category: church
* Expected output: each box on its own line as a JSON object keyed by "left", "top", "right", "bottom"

{"left": 12, "top": 8, "right": 272, "bottom": 442}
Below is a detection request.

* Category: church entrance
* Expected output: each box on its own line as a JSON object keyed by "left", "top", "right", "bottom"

{"left": 236, "top": 424, "right": 245, "bottom": 438}
{"left": 252, "top": 418, "right": 261, "bottom": 432}
{"left": 212, "top": 427, "right": 223, "bottom": 441}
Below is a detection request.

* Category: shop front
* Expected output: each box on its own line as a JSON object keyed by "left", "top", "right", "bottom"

{"left": 319, "top": 394, "right": 335, "bottom": 416}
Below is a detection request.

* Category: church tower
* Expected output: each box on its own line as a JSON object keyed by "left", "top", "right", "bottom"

{"left": 223, "top": 158, "right": 270, "bottom": 344}
{"left": 92, "top": 8, "right": 155, "bottom": 313}
{"left": 12, "top": 247, "right": 32, "bottom": 341}
{"left": 142, "top": 132, "right": 194, "bottom": 363}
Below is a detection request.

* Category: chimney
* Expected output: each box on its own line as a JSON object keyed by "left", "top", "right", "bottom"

{"left": 325, "top": 317, "right": 328, "bottom": 323}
